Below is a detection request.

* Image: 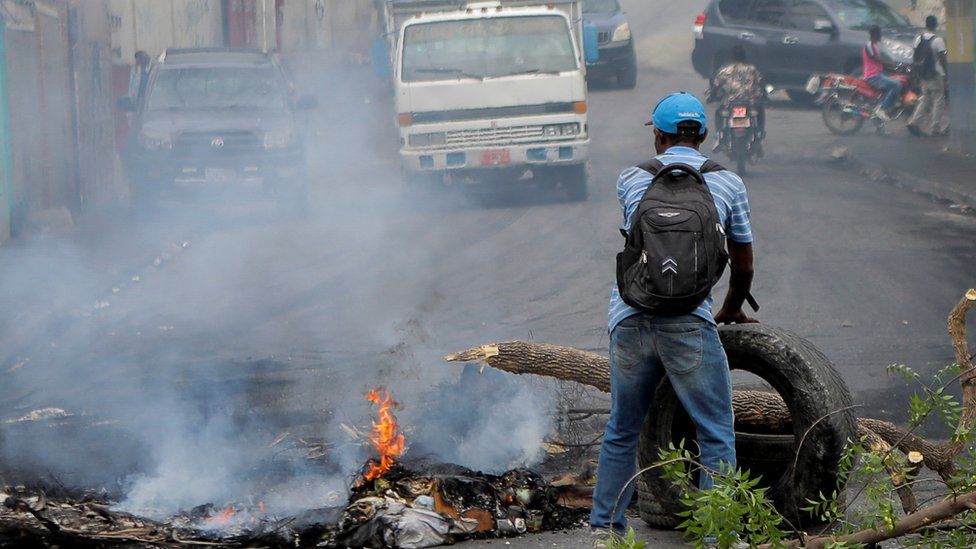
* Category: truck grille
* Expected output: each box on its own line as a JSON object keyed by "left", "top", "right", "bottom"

{"left": 597, "top": 31, "right": 611, "bottom": 45}
{"left": 445, "top": 125, "right": 547, "bottom": 147}
{"left": 175, "top": 131, "right": 261, "bottom": 155}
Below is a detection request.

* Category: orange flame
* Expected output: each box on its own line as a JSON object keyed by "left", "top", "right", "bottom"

{"left": 207, "top": 507, "right": 235, "bottom": 526}
{"left": 363, "top": 388, "right": 406, "bottom": 481}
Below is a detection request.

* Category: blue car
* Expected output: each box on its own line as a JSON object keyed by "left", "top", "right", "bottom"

{"left": 583, "top": 0, "right": 638, "bottom": 88}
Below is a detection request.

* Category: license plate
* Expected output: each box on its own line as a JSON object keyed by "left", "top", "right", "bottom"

{"left": 731, "top": 106, "right": 748, "bottom": 117}
{"left": 481, "top": 149, "right": 511, "bottom": 166}
{"left": 730, "top": 117, "right": 751, "bottom": 128}
{"left": 205, "top": 168, "right": 235, "bottom": 182}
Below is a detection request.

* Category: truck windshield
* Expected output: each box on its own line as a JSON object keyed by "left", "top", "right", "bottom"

{"left": 830, "top": 0, "right": 909, "bottom": 29}
{"left": 401, "top": 15, "right": 577, "bottom": 82}
{"left": 582, "top": 0, "right": 619, "bottom": 13}
{"left": 147, "top": 67, "right": 288, "bottom": 111}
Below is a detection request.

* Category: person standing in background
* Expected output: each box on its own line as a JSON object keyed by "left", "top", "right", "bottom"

{"left": 907, "top": 15, "right": 948, "bottom": 136}
{"left": 128, "top": 51, "right": 151, "bottom": 102}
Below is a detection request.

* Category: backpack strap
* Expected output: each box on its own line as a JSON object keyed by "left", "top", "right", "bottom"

{"left": 638, "top": 158, "right": 725, "bottom": 175}
{"left": 636, "top": 158, "right": 665, "bottom": 175}
{"left": 699, "top": 159, "right": 726, "bottom": 174}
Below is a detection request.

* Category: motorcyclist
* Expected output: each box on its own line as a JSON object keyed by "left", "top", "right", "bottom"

{"left": 863, "top": 24, "right": 903, "bottom": 122}
{"left": 708, "top": 45, "right": 766, "bottom": 154}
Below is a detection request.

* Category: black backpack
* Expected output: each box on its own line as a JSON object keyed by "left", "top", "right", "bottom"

{"left": 913, "top": 35, "right": 937, "bottom": 80}
{"left": 616, "top": 159, "right": 729, "bottom": 316}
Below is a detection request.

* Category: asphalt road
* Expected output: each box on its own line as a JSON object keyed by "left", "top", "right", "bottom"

{"left": 1, "top": 0, "right": 974, "bottom": 546}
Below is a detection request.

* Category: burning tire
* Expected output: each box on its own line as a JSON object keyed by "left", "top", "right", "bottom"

{"left": 636, "top": 323, "right": 857, "bottom": 528}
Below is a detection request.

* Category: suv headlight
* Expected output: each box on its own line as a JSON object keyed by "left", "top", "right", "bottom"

{"left": 408, "top": 132, "right": 447, "bottom": 147}
{"left": 264, "top": 129, "right": 292, "bottom": 149}
{"left": 611, "top": 22, "right": 631, "bottom": 42}
{"left": 543, "top": 123, "right": 581, "bottom": 137}
{"left": 138, "top": 131, "right": 172, "bottom": 151}
{"left": 881, "top": 38, "right": 913, "bottom": 63}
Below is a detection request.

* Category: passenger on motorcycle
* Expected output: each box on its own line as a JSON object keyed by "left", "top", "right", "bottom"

{"left": 709, "top": 45, "right": 766, "bottom": 153}
{"left": 863, "top": 25, "right": 902, "bottom": 122}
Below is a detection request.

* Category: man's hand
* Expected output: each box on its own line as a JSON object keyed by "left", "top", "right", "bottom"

{"left": 715, "top": 307, "right": 758, "bottom": 325}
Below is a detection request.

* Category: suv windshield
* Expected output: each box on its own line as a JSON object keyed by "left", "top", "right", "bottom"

{"left": 829, "top": 0, "right": 909, "bottom": 29}
{"left": 401, "top": 15, "right": 577, "bottom": 82}
{"left": 147, "top": 67, "right": 287, "bottom": 111}
{"left": 582, "top": 0, "right": 619, "bottom": 12}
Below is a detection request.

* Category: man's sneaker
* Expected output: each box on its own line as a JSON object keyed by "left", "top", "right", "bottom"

{"left": 906, "top": 123, "right": 922, "bottom": 137}
{"left": 871, "top": 107, "right": 890, "bottom": 122}
{"left": 588, "top": 526, "right": 611, "bottom": 548}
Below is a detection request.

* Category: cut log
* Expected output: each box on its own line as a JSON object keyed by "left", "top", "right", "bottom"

{"left": 445, "top": 341, "right": 794, "bottom": 433}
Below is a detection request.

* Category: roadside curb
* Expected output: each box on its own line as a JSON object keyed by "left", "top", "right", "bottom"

{"left": 823, "top": 146, "right": 976, "bottom": 215}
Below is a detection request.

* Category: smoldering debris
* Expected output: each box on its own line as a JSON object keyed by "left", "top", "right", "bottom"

{"left": 0, "top": 464, "right": 588, "bottom": 548}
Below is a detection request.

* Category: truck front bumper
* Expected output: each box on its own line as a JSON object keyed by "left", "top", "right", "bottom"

{"left": 400, "top": 138, "right": 590, "bottom": 173}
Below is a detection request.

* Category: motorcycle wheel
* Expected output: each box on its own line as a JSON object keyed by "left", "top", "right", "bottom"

{"left": 731, "top": 137, "right": 748, "bottom": 175}
{"left": 822, "top": 95, "right": 865, "bottom": 135}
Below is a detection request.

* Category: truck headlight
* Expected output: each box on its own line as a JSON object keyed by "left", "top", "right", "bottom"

{"left": 263, "top": 129, "right": 292, "bottom": 149}
{"left": 138, "top": 131, "right": 172, "bottom": 151}
{"left": 408, "top": 132, "right": 447, "bottom": 147}
{"left": 543, "top": 123, "right": 581, "bottom": 137}
{"left": 611, "top": 22, "right": 631, "bottom": 42}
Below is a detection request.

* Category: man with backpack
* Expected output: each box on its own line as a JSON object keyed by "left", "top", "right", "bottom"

{"left": 907, "top": 15, "right": 948, "bottom": 136}
{"left": 589, "top": 92, "right": 756, "bottom": 539}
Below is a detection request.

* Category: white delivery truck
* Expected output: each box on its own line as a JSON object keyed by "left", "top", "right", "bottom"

{"left": 380, "top": 0, "right": 591, "bottom": 199}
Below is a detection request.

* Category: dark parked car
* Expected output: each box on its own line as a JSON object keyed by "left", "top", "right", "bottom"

{"left": 118, "top": 48, "right": 315, "bottom": 211}
{"left": 692, "top": 0, "right": 920, "bottom": 102}
{"left": 583, "top": 0, "right": 638, "bottom": 88}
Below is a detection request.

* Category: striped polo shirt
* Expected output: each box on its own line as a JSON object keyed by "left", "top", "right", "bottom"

{"left": 608, "top": 146, "right": 753, "bottom": 333}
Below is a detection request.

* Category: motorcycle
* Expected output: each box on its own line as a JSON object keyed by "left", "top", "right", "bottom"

{"left": 715, "top": 102, "right": 762, "bottom": 175}
{"left": 806, "top": 68, "right": 919, "bottom": 135}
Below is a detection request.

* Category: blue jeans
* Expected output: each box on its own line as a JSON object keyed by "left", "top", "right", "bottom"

{"left": 867, "top": 74, "right": 902, "bottom": 112}
{"left": 589, "top": 314, "right": 736, "bottom": 534}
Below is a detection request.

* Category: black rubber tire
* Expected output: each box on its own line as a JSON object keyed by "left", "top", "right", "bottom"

{"left": 617, "top": 59, "right": 638, "bottom": 90}
{"left": 636, "top": 323, "right": 857, "bottom": 528}
{"left": 786, "top": 89, "right": 816, "bottom": 106}
{"left": 732, "top": 139, "right": 748, "bottom": 175}
{"left": 555, "top": 163, "right": 588, "bottom": 202}
{"left": 822, "top": 95, "right": 866, "bottom": 135}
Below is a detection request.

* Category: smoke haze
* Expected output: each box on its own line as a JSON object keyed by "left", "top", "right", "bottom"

{"left": 0, "top": 60, "right": 559, "bottom": 520}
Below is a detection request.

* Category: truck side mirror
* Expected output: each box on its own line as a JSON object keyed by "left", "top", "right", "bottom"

{"left": 116, "top": 96, "right": 136, "bottom": 112}
{"left": 296, "top": 95, "right": 318, "bottom": 110}
{"left": 583, "top": 22, "right": 600, "bottom": 65}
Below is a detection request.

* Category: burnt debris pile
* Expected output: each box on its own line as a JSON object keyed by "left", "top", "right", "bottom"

{"left": 0, "top": 464, "right": 587, "bottom": 548}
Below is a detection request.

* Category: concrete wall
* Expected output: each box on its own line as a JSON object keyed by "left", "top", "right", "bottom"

{"left": 2, "top": 0, "right": 76, "bottom": 232}
{"left": 0, "top": 0, "right": 118, "bottom": 240}
{"left": 108, "top": 0, "right": 224, "bottom": 64}
{"left": 68, "top": 0, "right": 122, "bottom": 208}
{"left": 946, "top": 0, "right": 975, "bottom": 153}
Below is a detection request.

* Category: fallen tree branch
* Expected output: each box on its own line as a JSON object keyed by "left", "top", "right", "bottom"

{"left": 762, "top": 490, "right": 976, "bottom": 549}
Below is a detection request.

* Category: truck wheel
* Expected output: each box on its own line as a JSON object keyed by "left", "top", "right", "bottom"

{"left": 556, "top": 164, "right": 588, "bottom": 202}
{"left": 786, "top": 89, "right": 815, "bottom": 107}
{"left": 274, "top": 177, "right": 309, "bottom": 219}
{"left": 128, "top": 178, "right": 162, "bottom": 217}
{"left": 617, "top": 57, "right": 637, "bottom": 89}
{"left": 637, "top": 323, "right": 858, "bottom": 528}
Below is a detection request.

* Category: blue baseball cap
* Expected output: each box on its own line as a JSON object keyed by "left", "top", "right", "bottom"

{"left": 645, "top": 92, "right": 707, "bottom": 135}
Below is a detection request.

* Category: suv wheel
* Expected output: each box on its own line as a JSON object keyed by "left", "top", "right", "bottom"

{"left": 617, "top": 50, "right": 637, "bottom": 89}
{"left": 785, "top": 89, "right": 816, "bottom": 106}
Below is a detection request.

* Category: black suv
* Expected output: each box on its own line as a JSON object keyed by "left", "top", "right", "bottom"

{"left": 692, "top": 0, "right": 920, "bottom": 101}
{"left": 583, "top": 0, "right": 638, "bottom": 88}
{"left": 118, "top": 48, "right": 315, "bottom": 211}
